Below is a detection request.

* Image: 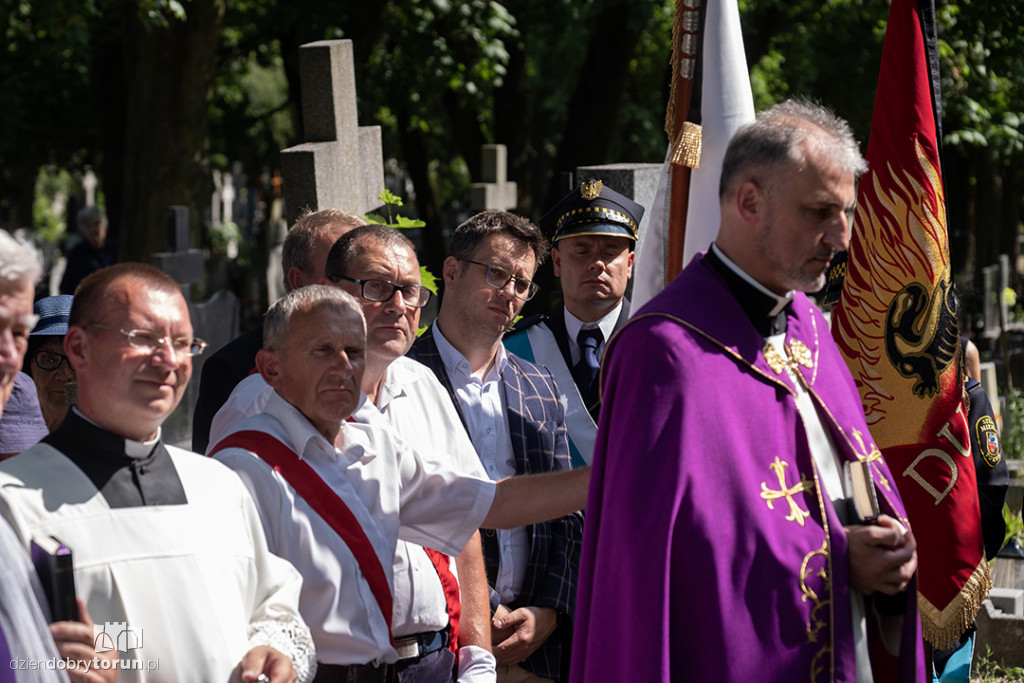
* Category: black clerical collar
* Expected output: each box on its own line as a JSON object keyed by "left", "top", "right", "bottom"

{"left": 706, "top": 244, "right": 794, "bottom": 338}
{"left": 44, "top": 411, "right": 187, "bottom": 508}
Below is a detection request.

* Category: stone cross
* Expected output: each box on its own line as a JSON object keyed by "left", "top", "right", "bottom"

{"left": 82, "top": 167, "right": 98, "bottom": 207}
{"left": 280, "top": 40, "right": 384, "bottom": 227}
{"left": 151, "top": 206, "right": 204, "bottom": 299}
{"left": 211, "top": 170, "right": 223, "bottom": 226}
{"left": 222, "top": 173, "right": 236, "bottom": 225}
{"left": 470, "top": 144, "right": 517, "bottom": 211}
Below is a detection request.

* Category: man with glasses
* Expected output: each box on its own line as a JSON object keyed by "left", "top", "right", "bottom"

{"left": 210, "top": 225, "right": 498, "bottom": 682}
{"left": 193, "top": 208, "right": 366, "bottom": 453}
{"left": 504, "top": 181, "right": 642, "bottom": 467}
{"left": 0, "top": 263, "right": 315, "bottom": 682}
{"left": 408, "top": 211, "right": 581, "bottom": 683}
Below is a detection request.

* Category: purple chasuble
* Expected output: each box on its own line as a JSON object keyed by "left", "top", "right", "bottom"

{"left": 570, "top": 254, "right": 924, "bottom": 682}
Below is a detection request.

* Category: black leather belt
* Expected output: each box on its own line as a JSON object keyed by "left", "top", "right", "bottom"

{"left": 312, "top": 661, "right": 393, "bottom": 683}
{"left": 393, "top": 629, "right": 449, "bottom": 661}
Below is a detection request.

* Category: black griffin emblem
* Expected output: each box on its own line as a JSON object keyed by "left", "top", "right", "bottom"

{"left": 884, "top": 268, "right": 958, "bottom": 398}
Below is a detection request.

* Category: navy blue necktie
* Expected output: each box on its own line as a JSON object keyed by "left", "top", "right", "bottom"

{"left": 575, "top": 327, "right": 603, "bottom": 393}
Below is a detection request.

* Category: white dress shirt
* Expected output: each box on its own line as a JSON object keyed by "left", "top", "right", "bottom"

{"left": 431, "top": 322, "right": 530, "bottom": 605}
{"left": 214, "top": 391, "right": 495, "bottom": 666}
{"left": 563, "top": 299, "right": 623, "bottom": 366}
{"left": 376, "top": 357, "right": 489, "bottom": 637}
{"left": 377, "top": 356, "right": 497, "bottom": 682}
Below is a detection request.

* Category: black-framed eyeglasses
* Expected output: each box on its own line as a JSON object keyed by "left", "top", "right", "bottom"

{"left": 33, "top": 350, "right": 74, "bottom": 372}
{"left": 461, "top": 259, "right": 539, "bottom": 301}
{"left": 327, "top": 275, "right": 432, "bottom": 309}
{"left": 88, "top": 324, "right": 208, "bottom": 357}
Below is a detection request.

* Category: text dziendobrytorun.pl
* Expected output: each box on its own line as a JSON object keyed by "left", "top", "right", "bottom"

{"left": 10, "top": 657, "right": 159, "bottom": 672}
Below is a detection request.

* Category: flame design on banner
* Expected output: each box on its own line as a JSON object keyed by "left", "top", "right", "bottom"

{"left": 835, "top": 140, "right": 959, "bottom": 443}
{"left": 831, "top": 0, "right": 989, "bottom": 649}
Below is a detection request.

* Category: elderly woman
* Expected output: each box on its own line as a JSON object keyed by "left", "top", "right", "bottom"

{"left": 24, "top": 295, "right": 75, "bottom": 432}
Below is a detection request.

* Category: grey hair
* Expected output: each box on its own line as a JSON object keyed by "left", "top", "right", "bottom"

{"left": 719, "top": 98, "right": 868, "bottom": 199}
{"left": 0, "top": 230, "right": 42, "bottom": 286}
{"left": 76, "top": 206, "right": 106, "bottom": 228}
{"left": 263, "top": 284, "right": 365, "bottom": 351}
{"left": 282, "top": 209, "right": 367, "bottom": 289}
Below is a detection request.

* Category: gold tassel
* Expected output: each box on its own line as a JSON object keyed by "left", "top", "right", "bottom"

{"left": 670, "top": 121, "right": 703, "bottom": 168}
{"left": 917, "top": 560, "right": 993, "bottom": 650}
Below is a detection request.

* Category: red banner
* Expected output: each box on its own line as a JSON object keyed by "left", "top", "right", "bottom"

{"left": 831, "top": 0, "right": 990, "bottom": 649}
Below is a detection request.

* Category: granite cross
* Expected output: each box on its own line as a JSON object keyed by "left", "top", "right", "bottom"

{"left": 470, "top": 144, "right": 518, "bottom": 211}
{"left": 280, "top": 40, "right": 384, "bottom": 227}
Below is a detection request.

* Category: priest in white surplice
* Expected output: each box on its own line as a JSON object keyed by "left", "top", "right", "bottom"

{"left": 0, "top": 264, "right": 315, "bottom": 683}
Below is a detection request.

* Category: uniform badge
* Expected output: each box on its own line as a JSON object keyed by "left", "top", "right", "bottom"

{"left": 975, "top": 415, "right": 1002, "bottom": 468}
{"left": 580, "top": 179, "right": 603, "bottom": 200}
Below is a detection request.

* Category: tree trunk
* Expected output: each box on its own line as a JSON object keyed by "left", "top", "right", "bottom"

{"left": 396, "top": 106, "right": 446, "bottom": 278}
{"left": 546, "top": 0, "right": 655, "bottom": 211}
{"left": 116, "top": 0, "right": 225, "bottom": 264}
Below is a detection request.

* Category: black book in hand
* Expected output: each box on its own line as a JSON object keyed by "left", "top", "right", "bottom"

{"left": 846, "top": 460, "right": 880, "bottom": 524}
{"left": 30, "top": 535, "right": 78, "bottom": 622}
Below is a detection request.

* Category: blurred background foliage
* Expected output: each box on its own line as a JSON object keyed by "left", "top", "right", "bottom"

{"left": 0, "top": 0, "right": 1020, "bottom": 294}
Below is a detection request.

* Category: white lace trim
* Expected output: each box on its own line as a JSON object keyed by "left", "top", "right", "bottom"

{"left": 248, "top": 615, "right": 317, "bottom": 683}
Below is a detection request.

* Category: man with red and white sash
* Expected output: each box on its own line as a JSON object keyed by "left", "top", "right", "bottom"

{"left": 213, "top": 286, "right": 588, "bottom": 683}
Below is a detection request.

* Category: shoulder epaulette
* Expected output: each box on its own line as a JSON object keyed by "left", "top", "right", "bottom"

{"left": 506, "top": 313, "right": 547, "bottom": 336}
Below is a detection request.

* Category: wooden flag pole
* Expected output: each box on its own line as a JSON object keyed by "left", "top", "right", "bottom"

{"left": 664, "top": 0, "right": 704, "bottom": 285}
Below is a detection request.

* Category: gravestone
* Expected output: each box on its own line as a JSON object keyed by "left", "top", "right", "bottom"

{"left": 981, "top": 261, "right": 1009, "bottom": 343}
{"left": 211, "top": 170, "right": 223, "bottom": 228}
{"left": 152, "top": 206, "right": 204, "bottom": 299}
{"left": 280, "top": 40, "right": 384, "bottom": 227}
{"left": 82, "top": 167, "right": 98, "bottom": 207}
{"left": 265, "top": 196, "right": 289, "bottom": 305}
{"left": 149, "top": 207, "right": 208, "bottom": 445}
{"left": 470, "top": 144, "right": 517, "bottom": 210}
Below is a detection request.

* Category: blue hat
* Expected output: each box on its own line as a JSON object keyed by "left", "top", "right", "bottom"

{"left": 31, "top": 295, "right": 74, "bottom": 337}
{"left": 0, "top": 372, "right": 48, "bottom": 453}
{"left": 540, "top": 179, "right": 645, "bottom": 243}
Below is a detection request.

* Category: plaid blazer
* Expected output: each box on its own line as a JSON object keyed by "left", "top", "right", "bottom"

{"left": 408, "top": 328, "right": 582, "bottom": 681}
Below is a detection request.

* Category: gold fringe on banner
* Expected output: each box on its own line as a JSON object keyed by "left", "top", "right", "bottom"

{"left": 917, "top": 559, "right": 992, "bottom": 650}
{"left": 670, "top": 121, "right": 703, "bottom": 168}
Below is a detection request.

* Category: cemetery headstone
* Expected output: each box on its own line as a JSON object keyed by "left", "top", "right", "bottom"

{"left": 152, "top": 206, "right": 204, "bottom": 299}
{"left": 280, "top": 40, "right": 384, "bottom": 227}
{"left": 82, "top": 168, "right": 98, "bottom": 207}
{"left": 470, "top": 144, "right": 518, "bottom": 211}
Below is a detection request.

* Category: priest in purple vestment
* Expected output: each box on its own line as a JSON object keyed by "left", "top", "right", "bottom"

{"left": 571, "top": 99, "right": 924, "bottom": 682}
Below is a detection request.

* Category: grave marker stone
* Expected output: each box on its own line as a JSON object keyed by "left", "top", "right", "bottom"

{"left": 280, "top": 40, "right": 384, "bottom": 227}
{"left": 82, "top": 168, "right": 98, "bottom": 207}
{"left": 152, "top": 206, "right": 204, "bottom": 299}
{"left": 470, "top": 144, "right": 518, "bottom": 210}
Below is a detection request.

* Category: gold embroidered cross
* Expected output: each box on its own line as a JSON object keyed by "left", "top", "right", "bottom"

{"left": 763, "top": 339, "right": 813, "bottom": 389}
{"left": 852, "top": 429, "right": 891, "bottom": 491}
{"left": 760, "top": 456, "right": 813, "bottom": 526}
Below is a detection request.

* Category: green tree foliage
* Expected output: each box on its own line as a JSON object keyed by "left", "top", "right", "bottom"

{"left": 2, "top": 0, "right": 1020, "bottom": 307}
{"left": 936, "top": 0, "right": 1024, "bottom": 278}
{"left": 741, "top": 0, "right": 1024, "bottom": 299}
